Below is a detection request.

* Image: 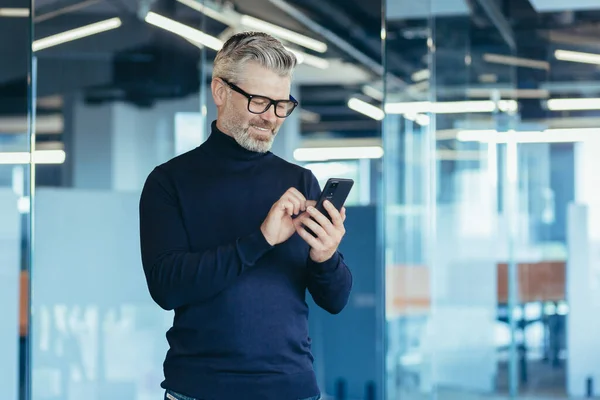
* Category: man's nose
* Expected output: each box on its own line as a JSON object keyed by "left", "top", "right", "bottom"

{"left": 261, "top": 104, "right": 278, "bottom": 123}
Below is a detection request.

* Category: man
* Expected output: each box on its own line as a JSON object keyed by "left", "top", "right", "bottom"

{"left": 139, "top": 31, "right": 353, "bottom": 400}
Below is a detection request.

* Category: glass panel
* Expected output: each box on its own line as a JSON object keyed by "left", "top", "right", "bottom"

{"left": 28, "top": 1, "right": 380, "bottom": 399}
{"left": 500, "top": 2, "right": 600, "bottom": 398}
{"left": 382, "top": 1, "right": 433, "bottom": 398}
{"left": 385, "top": 0, "right": 600, "bottom": 399}
{"left": 0, "top": 2, "right": 33, "bottom": 400}
{"left": 30, "top": 2, "right": 210, "bottom": 399}
{"left": 383, "top": 0, "right": 521, "bottom": 399}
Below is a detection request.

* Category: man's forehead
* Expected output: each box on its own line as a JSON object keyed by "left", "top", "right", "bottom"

{"left": 239, "top": 72, "right": 291, "bottom": 97}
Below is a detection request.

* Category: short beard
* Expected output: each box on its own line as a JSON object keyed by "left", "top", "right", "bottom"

{"left": 221, "top": 103, "right": 277, "bottom": 153}
{"left": 235, "top": 126, "right": 275, "bottom": 153}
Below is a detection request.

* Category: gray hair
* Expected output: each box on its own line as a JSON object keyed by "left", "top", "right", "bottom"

{"left": 212, "top": 31, "right": 297, "bottom": 84}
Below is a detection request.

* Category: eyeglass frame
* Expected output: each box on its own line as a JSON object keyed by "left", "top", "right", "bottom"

{"left": 219, "top": 78, "right": 299, "bottom": 118}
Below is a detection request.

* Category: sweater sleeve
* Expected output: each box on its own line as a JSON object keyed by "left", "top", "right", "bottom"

{"left": 304, "top": 171, "right": 353, "bottom": 314}
{"left": 139, "top": 167, "right": 273, "bottom": 310}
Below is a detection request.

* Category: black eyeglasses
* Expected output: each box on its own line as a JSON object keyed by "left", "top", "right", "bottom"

{"left": 220, "top": 78, "right": 299, "bottom": 118}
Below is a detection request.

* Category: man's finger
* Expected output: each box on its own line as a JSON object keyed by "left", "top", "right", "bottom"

{"left": 300, "top": 215, "right": 327, "bottom": 239}
{"left": 295, "top": 223, "right": 322, "bottom": 248}
{"left": 307, "top": 205, "right": 334, "bottom": 232}
{"left": 281, "top": 201, "right": 294, "bottom": 216}
{"left": 323, "top": 200, "right": 343, "bottom": 227}
{"left": 286, "top": 188, "right": 307, "bottom": 211}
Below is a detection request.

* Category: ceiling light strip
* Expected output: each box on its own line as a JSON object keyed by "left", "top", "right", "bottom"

{"left": 0, "top": 150, "right": 66, "bottom": 165}
{"left": 0, "top": 8, "right": 30, "bottom": 17}
{"left": 240, "top": 15, "right": 327, "bottom": 53}
{"left": 32, "top": 17, "right": 122, "bottom": 52}
{"left": 294, "top": 146, "right": 384, "bottom": 162}
{"left": 555, "top": 49, "right": 600, "bottom": 65}
{"left": 547, "top": 98, "right": 600, "bottom": 111}
{"left": 483, "top": 53, "right": 550, "bottom": 70}
{"left": 145, "top": 12, "right": 223, "bottom": 51}
{"left": 347, "top": 98, "right": 385, "bottom": 121}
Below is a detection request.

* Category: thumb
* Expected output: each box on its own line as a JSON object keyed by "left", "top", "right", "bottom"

{"left": 305, "top": 200, "right": 317, "bottom": 208}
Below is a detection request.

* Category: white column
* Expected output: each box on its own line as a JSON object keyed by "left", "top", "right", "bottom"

{"left": 566, "top": 203, "right": 600, "bottom": 397}
{"left": 575, "top": 138, "right": 600, "bottom": 241}
{"left": 71, "top": 95, "right": 202, "bottom": 191}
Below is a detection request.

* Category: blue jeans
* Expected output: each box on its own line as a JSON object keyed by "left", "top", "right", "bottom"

{"left": 165, "top": 390, "right": 320, "bottom": 400}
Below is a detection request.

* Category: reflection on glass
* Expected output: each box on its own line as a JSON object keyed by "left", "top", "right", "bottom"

{"left": 0, "top": 4, "right": 32, "bottom": 400}
{"left": 384, "top": 0, "right": 600, "bottom": 398}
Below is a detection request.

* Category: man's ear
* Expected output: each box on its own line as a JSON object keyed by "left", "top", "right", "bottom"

{"left": 211, "top": 79, "right": 226, "bottom": 106}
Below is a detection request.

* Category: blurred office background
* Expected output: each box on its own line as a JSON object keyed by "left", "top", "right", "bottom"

{"left": 1, "top": 0, "right": 600, "bottom": 399}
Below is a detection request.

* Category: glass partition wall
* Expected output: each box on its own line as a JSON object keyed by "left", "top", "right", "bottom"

{"left": 29, "top": 2, "right": 212, "bottom": 399}
{"left": 26, "top": 0, "right": 364, "bottom": 399}
{"left": 0, "top": 2, "right": 34, "bottom": 400}
{"left": 384, "top": 1, "right": 600, "bottom": 400}
{"left": 383, "top": 1, "right": 521, "bottom": 399}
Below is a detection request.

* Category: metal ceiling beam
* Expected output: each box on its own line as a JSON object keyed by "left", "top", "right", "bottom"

{"left": 474, "top": 0, "right": 516, "bottom": 50}
{"left": 34, "top": 0, "right": 102, "bottom": 23}
{"left": 286, "top": 0, "right": 414, "bottom": 76}
{"left": 269, "top": 0, "right": 406, "bottom": 88}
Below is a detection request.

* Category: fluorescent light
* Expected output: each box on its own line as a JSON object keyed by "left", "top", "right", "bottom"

{"left": 287, "top": 48, "right": 329, "bottom": 69}
{"left": 362, "top": 85, "right": 384, "bottom": 101}
{"left": 385, "top": 101, "right": 430, "bottom": 114}
{"left": 479, "top": 74, "right": 498, "bottom": 83}
{"left": 294, "top": 146, "right": 383, "bottom": 162}
{"left": 0, "top": 114, "right": 63, "bottom": 134}
{"left": 555, "top": 49, "right": 600, "bottom": 65}
{"left": 436, "top": 149, "right": 486, "bottom": 161}
{"left": 0, "top": 8, "right": 29, "bottom": 17}
{"left": 175, "top": 0, "right": 235, "bottom": 25}
{"left": 348, "top": 98, "right": 384, "bottom": 121}
{"left": 0, "top": 150, "right": 66, "bottom": 165}
{"left": 467, "top": 88, "right": 549, "bottom": 99}
{"left": 498, "top": 100, "right": 519, "bottom": 113}
{"left": 297, "top": 51, "right": 329, "bottom": 69}
{"left": 175, "top": 0, "right": 328, "bottom": 54}
{"left": 177, "top": 0, "right": 328, "bottom": 54}
{"left": 145, "top": 12, "right": 223, "bottom": 51}
{"left": 547, "top": 98, "right": 600, "bottom": 111}
{"left": 456, "top": 128, "right": 599, "bottom": 143}
{"left": 385, "top": 100, "right": 518, "bottom": 114}
{"left": 436, "top": 101, "right": 496, "bottom": 114}
{"left": 416, "top": 114, "right": 430, "bottom": 126}
{"left": 240, "top": 15, "right": 327, "bottom": 53}
{"left": 32, "top": 17, "right": 121, "bottom": 52}
{"left": 483, "top": 53, "right": 550, "bottom": 70}
{"left": 411, "top": 69, "right": 430, "bottom": 82}
{"left": 404, "top": 113, "right": 430, "bottom": 126}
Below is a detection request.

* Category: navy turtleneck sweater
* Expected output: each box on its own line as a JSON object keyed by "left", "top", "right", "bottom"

{"left": 139, "top": 122, "right": 353, "bottom": 400}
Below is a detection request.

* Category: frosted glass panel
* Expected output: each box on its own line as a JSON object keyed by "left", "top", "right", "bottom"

{"left": 0, "top": 190, "right": 20, "bottom": 400}
{"left": 32, "top": 189, "right": 171, "bottom": 400}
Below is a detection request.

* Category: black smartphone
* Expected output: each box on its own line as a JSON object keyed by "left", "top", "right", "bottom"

{"left": 304, "top": 178, "right": 354, "bottom": 238}
{"left": 314, "top": 178, "right": 354, "bottom": 220}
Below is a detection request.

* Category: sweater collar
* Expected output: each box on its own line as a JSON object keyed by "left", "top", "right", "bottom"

{"left": 204, "top": 121, "right": 270, "bottom": 161}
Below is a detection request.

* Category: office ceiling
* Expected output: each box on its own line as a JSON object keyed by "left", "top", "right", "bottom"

{"left": 1, "top": 0, "right": 600, "bottom": 138}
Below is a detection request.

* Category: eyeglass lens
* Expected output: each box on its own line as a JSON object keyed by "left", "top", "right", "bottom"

{"left": 248, "top": 96, "right": 296, "bottom": 117}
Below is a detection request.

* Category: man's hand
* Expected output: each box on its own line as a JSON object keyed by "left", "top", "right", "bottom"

{"left": 294, "top": 200, "right": 347, "bottom": 263}
{"left": 261, "top": 188, "right": 315, "bottom": 246}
